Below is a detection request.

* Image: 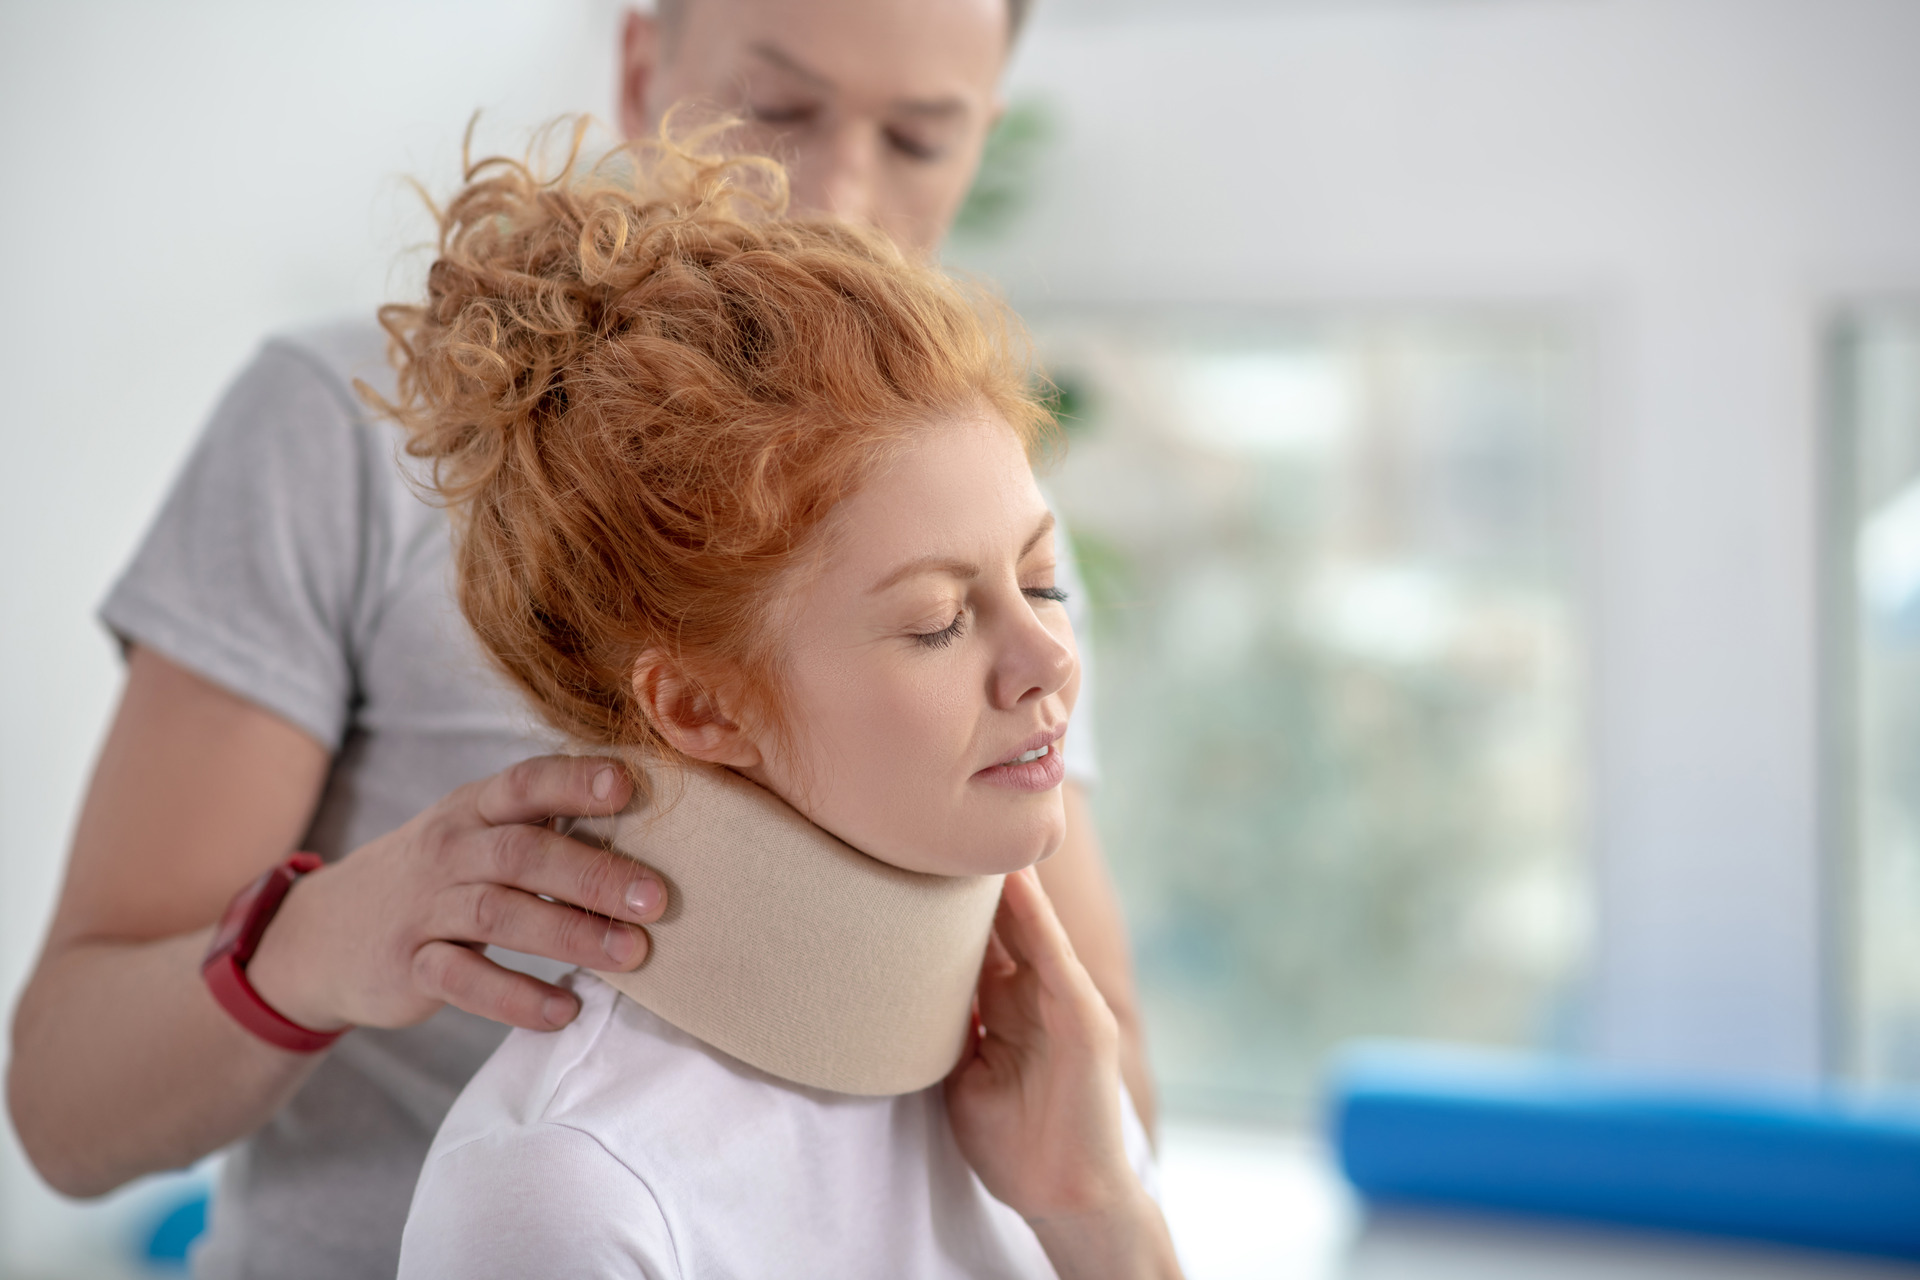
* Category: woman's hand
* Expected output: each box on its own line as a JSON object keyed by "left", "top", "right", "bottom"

{"left": 945, "top": 869, "right": 1184, "bottom": 1280}
{"left": 245, "top": 755, "right": 668, "bottom": 1033}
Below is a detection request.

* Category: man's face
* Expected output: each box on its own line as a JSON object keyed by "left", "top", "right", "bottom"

{"left": 620, "top": 0, "right": 1008, "bottom": 254}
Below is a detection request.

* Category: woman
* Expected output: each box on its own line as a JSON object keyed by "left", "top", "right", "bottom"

{"left": 381, "top": 128, "right": 1182, "bottom": 1278}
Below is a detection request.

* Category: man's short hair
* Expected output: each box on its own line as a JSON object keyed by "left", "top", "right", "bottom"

{"left": 656, "top": 0, "right": 1033, "bottom": 50}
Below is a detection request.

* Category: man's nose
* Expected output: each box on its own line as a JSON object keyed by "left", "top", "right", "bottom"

{"left": 805, "top": 123, "right": 879, "bottom": 226}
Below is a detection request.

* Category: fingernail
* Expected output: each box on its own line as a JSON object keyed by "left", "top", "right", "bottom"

{"left": 625, "top": 876, "right": 664, "bottom": 918}
{"left": 591, "top": 767, "right": 618, "bottom": 803}
{"left": 603, "top": 922, "right": 639, "bottom": 965}
{"left": 542, "top": 994, "right": 577, "bottom": 1026}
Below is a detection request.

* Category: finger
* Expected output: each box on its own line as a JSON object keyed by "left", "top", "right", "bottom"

{"left": 946, "top": 1006, "right": 986, "bottom": 1083}
{"left": 982, "top": 922, "right": 1017, "bottom": 978}
{"left": 974, "top": 914, "right": 1050, "bottom": 1049}
{"left": 974, "top": 959, "right": 1035, "bottom": 1045}
{"left": 411, "top": 941, "right": 583, "bottom": 1031}
{"left": 974, "top": 923, "right": 1022, "bottom": 1015}
{"left": 470, "top": 755, "right": 634, "bottom": 828}
{"left": 435, "top": 882, "right": 651, "bottom": 972}
{"left": 986, "top": 870, "right": 1043, "bottom": 971}
{"left": 989, "top": 874, "right": 1120, "bottom": 1071}
{"left": 995, "top": 868, "right": 1089, "bottom": 995}
{"left": 986, "top": 885, "right": 1032, "bottom": 971}
{"left": 480, "top": 821, "right": 667, "bottom": 924}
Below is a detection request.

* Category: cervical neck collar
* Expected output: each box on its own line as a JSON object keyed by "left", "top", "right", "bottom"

{"left": 578, "top": 760, "right": 1004, "bottom": 1097}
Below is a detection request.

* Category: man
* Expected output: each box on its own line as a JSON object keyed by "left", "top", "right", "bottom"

{"left": 6, "top": 2, "right": 1150, "bottom": 1277}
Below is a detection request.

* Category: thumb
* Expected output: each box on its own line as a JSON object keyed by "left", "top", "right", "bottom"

{"left": 993, "top": 868, "right": 1083, "bottom": 994}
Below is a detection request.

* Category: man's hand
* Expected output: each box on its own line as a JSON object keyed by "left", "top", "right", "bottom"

{"left": 247, "top": 756, "right": 666, "bottom": 1033}
{"left": 10, "top": 651, "right": 673, "bottom": 1198}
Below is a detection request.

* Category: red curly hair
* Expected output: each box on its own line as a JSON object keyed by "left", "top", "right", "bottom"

{"left": 370, "top": 120, "right": 1053, "bottom": 755}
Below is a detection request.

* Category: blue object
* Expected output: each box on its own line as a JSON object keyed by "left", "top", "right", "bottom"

{"left": 141, "top": 1187, "right": 209, "bottom": 1270}
{"left": 1329, "top": 1042, "right": 1920, "bottom": 1260}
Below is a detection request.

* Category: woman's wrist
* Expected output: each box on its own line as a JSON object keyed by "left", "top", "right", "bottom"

{"left": 1025, "top": 1184, "right": 1182, "bottom": 1280}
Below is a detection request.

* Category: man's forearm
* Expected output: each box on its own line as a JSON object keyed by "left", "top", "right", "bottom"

{"left": 8, "top": 930, "right": 323, "bottom": 1197}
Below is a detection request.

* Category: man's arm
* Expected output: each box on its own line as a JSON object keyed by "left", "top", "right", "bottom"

{"left": 7, "top": 648, "right": 659, "bottom": 1196}
{"left": 10, "top": 648, "right": 335, "bottom": 1194}
{"left": 1038, "top": 783, "right": 1156, "bottom": 1138}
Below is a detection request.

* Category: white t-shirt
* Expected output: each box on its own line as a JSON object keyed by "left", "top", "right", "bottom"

{"left": 397, "top": 973, "right": 1156, "bottom": 1279}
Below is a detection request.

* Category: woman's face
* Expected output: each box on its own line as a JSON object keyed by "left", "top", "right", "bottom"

{"left": 744, "top": 409, "right": 1079, "bottom": 876}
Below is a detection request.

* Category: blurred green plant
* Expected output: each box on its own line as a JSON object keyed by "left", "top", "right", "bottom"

{"left": 1037, "top": 372, "right": 1091, "bottom": 435}
{"left": 953, "top": 98, "right": 1055, "bottom": 241}
{"left": 1066, "top": 528, "right": 1137, "bottom": 638}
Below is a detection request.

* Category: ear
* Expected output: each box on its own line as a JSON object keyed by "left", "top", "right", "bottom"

{"left": 631, "top": 653, "right": 764, "bottom": 769}
{"left": 618, "top": 7, "right": 662, "bottom": 142}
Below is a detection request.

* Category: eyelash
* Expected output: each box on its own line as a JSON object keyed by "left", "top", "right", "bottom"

{"left": 885, "top": 128, "right": 943, "bottom": 162}
{"left": 910, "top": 588, "right": 1069, "bottom": 650}
{"left": 914, "top": 613, "right": 968, "bottom": 650}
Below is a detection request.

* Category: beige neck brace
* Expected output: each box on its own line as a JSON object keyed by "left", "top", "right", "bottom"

{"left": 577, "top": 761, "right": 1004, "bottom": 1096}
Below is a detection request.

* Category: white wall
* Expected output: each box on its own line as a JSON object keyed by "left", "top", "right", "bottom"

{"left": 965, "top": 0, "right": 1920, "bottom": 1084}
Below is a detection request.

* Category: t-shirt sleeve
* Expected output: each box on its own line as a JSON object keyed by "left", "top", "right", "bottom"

{"left": 398, "top": 1124, "right": 680, "bottom": 1280}
{"left": 1045, "top": 491, "right": 1101, "bottom": 788}
{"left": 100, "top": 338, "right": 381, "bottom": 750}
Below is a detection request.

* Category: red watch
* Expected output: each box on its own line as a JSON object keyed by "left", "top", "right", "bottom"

{"left": 201, "top": 853, "right": 346, "bottom": 1053}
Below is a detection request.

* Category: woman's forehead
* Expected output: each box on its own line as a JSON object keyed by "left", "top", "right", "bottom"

{"left": 828, "top": 419, "right": 1046, "bottom": 579}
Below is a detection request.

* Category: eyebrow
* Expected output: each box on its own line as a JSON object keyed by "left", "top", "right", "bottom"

{"left": 748, "top": 40, "right": 972, "bottom": 119}
{"left": 749, "top": 41, "right": 833, "bottom": 91}
{"left": 869, "top": 513, "right": 1055, "bottom": 595}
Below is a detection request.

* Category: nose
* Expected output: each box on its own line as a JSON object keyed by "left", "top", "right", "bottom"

{"left": 802, "top": 122, "right": 878, "bottom": 227}
{"left": 989, "top": 595, "right": 1078, "bottom": 712}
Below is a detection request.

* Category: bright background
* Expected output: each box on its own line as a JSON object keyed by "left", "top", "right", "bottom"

{"left": 4, "top": 1, "right": 1920, "bottom": 1276}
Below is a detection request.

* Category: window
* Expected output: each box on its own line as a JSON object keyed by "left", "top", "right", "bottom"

{"left": 1038, "top": 310, "right": 1590, "bottom": 1117}
{"left": 1833, "top": 307, "right": 1920, "bottom": 1087}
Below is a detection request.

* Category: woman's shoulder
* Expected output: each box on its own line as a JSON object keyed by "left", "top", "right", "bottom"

{"left": 431, "top": 972, "right": 657, "bottom": 1141}
{"left": 401, "top": 975, "right": 682, "bottom": 1278}
{"left": 401, "top": 1098, "right": 678, "bottom": 1278}
{"left": 427, "top": 972, "right": 811, "bottom": 1162}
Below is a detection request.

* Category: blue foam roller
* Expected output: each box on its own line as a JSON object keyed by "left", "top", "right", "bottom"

{"left": 1328, "top": 1042, "right": 1920, "bottom": 1260}
{"left": 141, "top": 1187, "right": 208, "bottom": 1269}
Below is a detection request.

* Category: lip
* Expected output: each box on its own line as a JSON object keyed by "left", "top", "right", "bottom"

{"left": 972, "top": 727, "right": 1068, "bottom": 793}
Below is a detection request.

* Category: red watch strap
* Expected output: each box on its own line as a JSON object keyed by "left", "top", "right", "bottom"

{"left": 201, "top": 853, "right": 346, "bottom": 1054}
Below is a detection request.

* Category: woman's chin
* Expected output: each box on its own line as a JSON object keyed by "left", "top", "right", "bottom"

{"left": 860, "top": 809, "right": 1061, "bottom": 876}
{"left": 950, "top": 812, "right": 1066, "bottom": 877}
{"left": 813, "top": 789, "right": 1065, "bottom": 877}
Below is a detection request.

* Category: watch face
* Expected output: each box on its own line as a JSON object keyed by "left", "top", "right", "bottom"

{"left": 207, "top": 870, "right": 273, "bottom": 962}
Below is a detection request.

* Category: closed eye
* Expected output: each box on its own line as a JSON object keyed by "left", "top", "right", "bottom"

{"left": 1023, "top": 586, "right": 1069, "bottom": 605}
{"left": 913, "top": 612, "right": 967, "bottom": 649}
{"left": 749, "top": 102, "right": 818, "bottom": 126}
{"left": 885, "top": 126, "right": 946, "bottom": 162}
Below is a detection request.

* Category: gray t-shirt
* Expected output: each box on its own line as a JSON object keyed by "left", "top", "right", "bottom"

{"left": 102, "top": 319, "right": 1099, "bottom": 1279}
